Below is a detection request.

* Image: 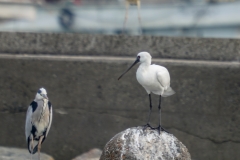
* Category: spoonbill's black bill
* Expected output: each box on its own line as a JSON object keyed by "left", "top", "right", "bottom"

{"left": 118, "top": 56, "right": 140, "bottom": 80}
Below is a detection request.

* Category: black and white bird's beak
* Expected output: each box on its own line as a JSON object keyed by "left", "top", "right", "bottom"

{"left": 41, "top": 94, "right": 48, "bottom": 100}
{"left": 118, "top": 56, "right": 140, "bottom": 80}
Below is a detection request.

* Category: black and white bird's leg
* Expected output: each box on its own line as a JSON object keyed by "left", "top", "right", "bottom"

{"left": 136, "top": 0, "right": 141, "bottom": 23}
{"left": 38, "top": 136, "right": 44, "bottom": 160}
{"left": 122, "top": 0, "right": 129, "bottom": 33}
{"left": 143, "top": 94, "right": 153, "bottom": 130}
{"left": 30, "top": 134, "right": 34, "bottom": 160}
{"left": 155, "top": 95, "right": 169, "bottom": 134}
{"left": 136, "top": 0, "right": 142, "bottom": 34}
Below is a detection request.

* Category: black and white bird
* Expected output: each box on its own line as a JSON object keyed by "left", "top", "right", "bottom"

{"left": 118, "top": 52, "right": 175, "bottom": 133}
{"left": 120, "top": 0, "right": 141, "bottom": 33}
{"left": 25, "top": 88, "right": 53, "bottom": 160}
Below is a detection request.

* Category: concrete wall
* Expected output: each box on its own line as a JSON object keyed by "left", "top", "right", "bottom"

{"left": 0, "top": 32, "right": 239, "bottom": 160}
{"left": 0, "top": 32, "right": 240, "bottom": 61}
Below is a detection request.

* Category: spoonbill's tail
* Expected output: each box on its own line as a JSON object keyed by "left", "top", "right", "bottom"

{"left": 162, "top": 87, "right": 175, "bottom": 97}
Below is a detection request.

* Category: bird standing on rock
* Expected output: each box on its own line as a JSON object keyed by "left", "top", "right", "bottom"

{"left": 25, "top": 88, "right": 53, "bottom": 160}
{"left": 118, "top": 52, "right": 175, "bottom": 133}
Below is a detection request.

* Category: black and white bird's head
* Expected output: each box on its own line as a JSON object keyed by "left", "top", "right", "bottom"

{"left": 35, "top": 88, "right": 48, "bottom": 100}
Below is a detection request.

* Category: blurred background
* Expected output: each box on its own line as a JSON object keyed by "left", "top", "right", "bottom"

{"left": 0, "top": 1, "right": 240, "bottom": 160}
{"left": 1, "top": 0, "right": 240, "bottom": 38}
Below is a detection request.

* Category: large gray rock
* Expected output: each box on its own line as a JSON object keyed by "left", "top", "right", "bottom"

{"left": 100, "top": 126, "right": 191, "bottom": 160}
{"left": 0, "top": 146, "right": 54, "bottom": 160}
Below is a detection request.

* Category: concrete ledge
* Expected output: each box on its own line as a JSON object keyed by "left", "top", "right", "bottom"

{"left": 0, "top": 54, "right": 239, "bottom": 67}
{"left": 0, "top": 32, "right": 240, "bottom": 61}
{"left": 0, "top": 31, "right": 240, "bottom": 160}
{"left": 0, "top": 54, "right": 239, "bottom": 160}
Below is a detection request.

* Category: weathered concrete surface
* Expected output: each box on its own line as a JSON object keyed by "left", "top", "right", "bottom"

{"left": 0, "top": 146, "right": 54, "bottom": 160}
{"left": 0, "top": 55, "right": 239, "bottom": 160}
{"left": 100, "top": 126, "right": 191, "bottom": 160}
{"left": 72, "top": 148, "right": 102, "bottom": 160}
{"left": 0, "top": 32, "right": 240, "bottom": 61}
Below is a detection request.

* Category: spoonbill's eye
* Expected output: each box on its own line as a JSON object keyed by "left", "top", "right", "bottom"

{"left": 137, "top": 56, "right": 140, "bottom": 59}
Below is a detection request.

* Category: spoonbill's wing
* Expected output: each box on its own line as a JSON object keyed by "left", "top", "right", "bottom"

{"left": 156, "top": 68, "right": 170, "bottom": 89}
{"left": 156, "top": 67, "right": 175, "bottom": 97}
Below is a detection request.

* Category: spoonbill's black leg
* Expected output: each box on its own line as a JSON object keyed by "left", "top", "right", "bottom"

{"left": 143, "top": 94, "right": 153, "bottom": 130}
{"left": 155, "top": 95, "right": 169, "bottom": 134}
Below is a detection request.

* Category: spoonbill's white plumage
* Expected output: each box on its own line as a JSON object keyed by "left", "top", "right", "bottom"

{"left": 25, "top": 88, "right": 52, "bottom": 160}
{"left": 118, "top": 52, "right": 175, "bottom": 133}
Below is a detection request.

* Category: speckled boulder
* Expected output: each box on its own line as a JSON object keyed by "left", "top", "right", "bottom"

{"left": 100, "top": 126, "right": 191, "bottom": 160}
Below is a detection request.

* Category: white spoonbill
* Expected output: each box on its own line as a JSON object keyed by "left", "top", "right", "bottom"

{"left": 25, "top": 88, "right": 53, "bottom": 160}
{"left": 118, "top": 52, "right": 175, "bottom": 133}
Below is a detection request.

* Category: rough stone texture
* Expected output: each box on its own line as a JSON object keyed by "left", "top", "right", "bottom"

{"left": 100, "top": 126, "right": 191, "bottom": 160}
{"left": 72, "top": 148, "right": 102, "bottom": 160}
{"left": 0, "top": 56, "right": 239, "bottom": 160}
{"left": 0, "top": 146, "right": 54, "bottom": 160}
{"left": 0, "top": 32, "right": 240, "bottom": 61}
